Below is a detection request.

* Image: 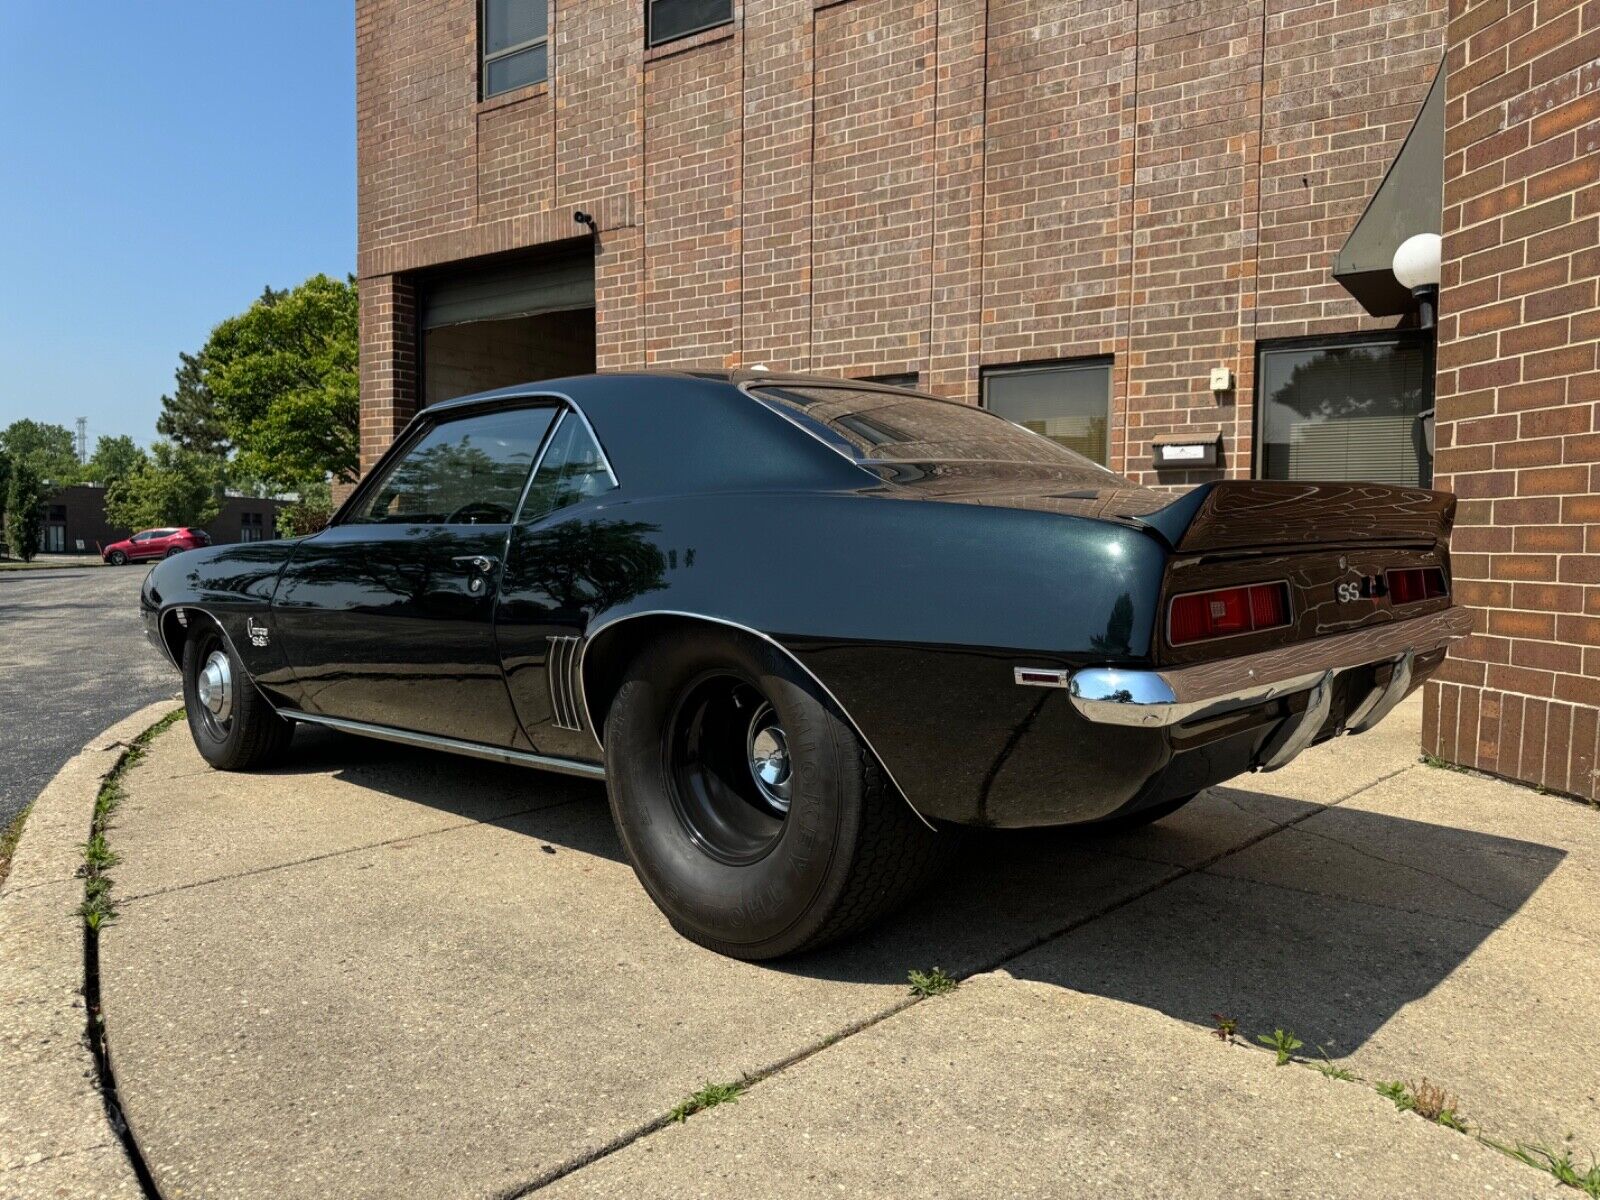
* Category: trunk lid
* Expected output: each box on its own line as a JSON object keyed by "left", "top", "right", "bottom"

{"left": 1137, "top": 480, "right": 1455, "bottom": 554}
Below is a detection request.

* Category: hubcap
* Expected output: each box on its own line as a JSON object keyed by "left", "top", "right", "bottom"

{"left": 196, "top": 650, "right": 234, "bottom": 725}
{"left": 746, "top": 704, "right": 792, "bottom": 813}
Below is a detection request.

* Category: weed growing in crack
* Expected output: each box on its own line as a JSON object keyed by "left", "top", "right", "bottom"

{"left": 1257, "top": 1028, "right": 1303, "bottom": 1066}
{"left": 668, "top": 1081, "right": 743, "bottom": 1123}
{"left": 1420, "top": 753, "right": 1468, "bottom": 773}
{"left": 907, "top": 967, "right": 956, "bottom": 998}
{"left": 1375, "top": 1079, "right": 1468, "bottom": 1131}
{"left": 1485, "top": 1140, "right": 1600, "bottom": 1198}
{"left": 1211, "top": 1013, "right": 1239, "bottom": 1043}
{"left": 1313, "top": 1045, "right": 1356, "bottom": 1082}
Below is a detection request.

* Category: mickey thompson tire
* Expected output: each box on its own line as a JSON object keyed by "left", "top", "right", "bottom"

{"left": 604, "top": 628, "right": 947, "bottom": 960}
{"left": 182, "top": 622, "right": 295, "bottom": 771}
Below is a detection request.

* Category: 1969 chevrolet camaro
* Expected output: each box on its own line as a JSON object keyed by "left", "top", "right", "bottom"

{"left": 141, "top": 371, "right": 1470, "bottom": 959}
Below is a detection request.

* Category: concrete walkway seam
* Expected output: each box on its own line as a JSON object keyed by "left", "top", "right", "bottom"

{"left": 0, "top": 701, "right": 178, "bottom": 1196}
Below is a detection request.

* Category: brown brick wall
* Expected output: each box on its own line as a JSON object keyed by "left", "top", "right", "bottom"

{"left": 1425, "top": 0, "right": 1600, "bottom": 801}
{"left": 357, "top": 0, "right": 1450, "bottom": 472}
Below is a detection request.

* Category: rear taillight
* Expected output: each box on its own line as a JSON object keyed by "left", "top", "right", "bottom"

{"left": 1169, "top": 582, "right": 1292, "bottom": 646}
{"left": 1387, "top": 567, "right": 1447, "bottom": 605}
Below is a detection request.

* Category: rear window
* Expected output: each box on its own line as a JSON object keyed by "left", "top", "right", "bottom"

{"left": 750, "top": 384, "right": 1112, "bottom": 470}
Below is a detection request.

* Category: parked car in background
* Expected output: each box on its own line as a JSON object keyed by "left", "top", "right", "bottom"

{"left": 139, "top": 372, "right": 1469, "bottom": 959}
{"left": 104, "top": 527, "right": 211, "bottom": 565}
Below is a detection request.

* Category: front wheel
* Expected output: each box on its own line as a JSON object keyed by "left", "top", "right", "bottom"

{"left": 107, "top": 550, "right": 127, "bottom": 566}
{"left": 182, "top": 624, "right": 293, "bottom": 770}
{"left": 604, "top": 629, "right": 947, "bottom": 960}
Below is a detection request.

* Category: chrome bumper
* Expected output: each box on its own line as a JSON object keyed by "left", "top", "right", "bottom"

{"left": 1062, "top": 606, "right": 1473, "bottom": 755}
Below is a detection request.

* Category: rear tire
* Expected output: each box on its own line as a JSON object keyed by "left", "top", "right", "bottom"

{"left": 604, "top": 628, "right": 946, "bottom": 960}
{"left": 182, "top": 623, "right": 293, "bottom": 770}
{"left": 107, "top": 550, "right": 127, "bottom": 566}
{"left": 164, "top": 547, "right": 183, "bottom": 558}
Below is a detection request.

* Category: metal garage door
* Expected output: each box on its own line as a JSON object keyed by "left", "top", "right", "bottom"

{"left": 420, "top": 253, "right": 595, "bottom": 330}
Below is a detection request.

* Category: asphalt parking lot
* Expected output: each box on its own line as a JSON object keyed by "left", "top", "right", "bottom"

{"left": 0, "top": 565, "right": 178, "bottom": 826}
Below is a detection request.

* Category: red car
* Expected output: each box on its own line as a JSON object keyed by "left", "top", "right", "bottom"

{"left": 103, "top": 527, "right": 212, "bottom": 565}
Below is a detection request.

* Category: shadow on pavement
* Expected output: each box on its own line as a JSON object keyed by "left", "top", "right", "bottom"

{"left": 276, "top": 726, "right": 1564, "bottom": 1056}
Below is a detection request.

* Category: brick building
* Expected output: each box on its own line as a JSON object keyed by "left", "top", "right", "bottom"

{"left": 356, "top": 0, "right": 1600, "bottom": 800}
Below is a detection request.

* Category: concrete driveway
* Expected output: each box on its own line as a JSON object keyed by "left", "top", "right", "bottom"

{"left": 0, "top": 565, "right": 177, "bottom": 825}
{"left": 92, "top": 696, "right": 1597, "bottom": 1198}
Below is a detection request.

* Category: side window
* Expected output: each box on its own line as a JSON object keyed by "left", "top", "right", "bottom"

{"left": 519, "top": 412, "right": 617, "bottom": 522}
{"left": 646, "top": 0, "right": 732, "bottom": 47}
{"left": 481, "top": 0, "right": 548, "bottom": 98}
{"left": 349, "top": 406, "right": 558, "bottom": 525}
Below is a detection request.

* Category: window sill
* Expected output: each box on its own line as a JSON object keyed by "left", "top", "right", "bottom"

{"left": 644, "top": 22, "right": 737, "bottom": 62}
{"left": 477, "top": 79, "right": 550, "bottom": 115}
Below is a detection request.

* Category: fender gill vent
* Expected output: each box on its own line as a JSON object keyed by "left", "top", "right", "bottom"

{"left": 547, "top": 636, "right": 585, "bottom": 731}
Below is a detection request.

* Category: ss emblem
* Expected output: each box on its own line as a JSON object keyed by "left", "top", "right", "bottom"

{"left": 1336, "top": 580, "right": 1364, "bottom": 603}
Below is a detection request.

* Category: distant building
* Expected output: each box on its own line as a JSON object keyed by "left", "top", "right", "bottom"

{"left": 31, "top": 484, "right": 285, "bottom": 556}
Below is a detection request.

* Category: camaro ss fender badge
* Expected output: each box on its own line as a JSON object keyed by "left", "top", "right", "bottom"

{"left": 247, "top": 618, "right": 271, "bottom": 647}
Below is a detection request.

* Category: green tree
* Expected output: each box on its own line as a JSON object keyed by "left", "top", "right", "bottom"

{"left": 5, "top": 459, "right": 47, "bottom": 562}
{"left": 0, "top": 449, "right": 11, "bottom": 539}
{"left": 276, "top": 479, "right": 334, "bottom": 538}
{"left": 85, "top": 435, "right": 148, "bottom": 488}
{"left": 155, "top": 351, "right": 231, "bottom": 458}
{"left": 104, "top": 442, "right": 221, "bottom": 532}
{"left": 0, "top": 419, "right": 80, "bottom": 484}
{"left": 200, "top": 274, "right": 358, "bottom": 490}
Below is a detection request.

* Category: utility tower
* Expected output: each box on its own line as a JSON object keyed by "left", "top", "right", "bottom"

{"left": 76, "top": 417, "right": 88, "bottom": 464}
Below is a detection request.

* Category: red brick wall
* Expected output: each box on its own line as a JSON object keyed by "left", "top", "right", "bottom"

{"left": 1426, "top": 0, "right": 1600, "bottom": 801}
{"left": 358, "top": 0, "right": 1447, "bottom": 474}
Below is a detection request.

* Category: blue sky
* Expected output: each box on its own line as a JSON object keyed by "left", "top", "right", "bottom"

{"left": 0, "top": 3, "right": 356, "bottom": 450}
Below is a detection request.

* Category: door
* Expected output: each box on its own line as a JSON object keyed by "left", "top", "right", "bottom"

{"left": 130, "top": 531, "right": 165, "bottom": 559}
{"left": 272, "top": 402, "right": 560, "bottom": 746}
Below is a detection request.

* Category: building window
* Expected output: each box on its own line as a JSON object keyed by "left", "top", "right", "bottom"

{"left": 482, "top": 0, "right": 548, "bottom": 98}
{"left": 858, "top": 372, "right": 920, "bottom": 390}
{"left": 646, "top": 0, "right": 733, "bottom": 47}
{"left": 240, "top": 512, "right": 266, "bottom": 543}
{"left": 1256, "top": 334, "right": 1432, "bottom": 487}
{"left": 981, "top": 359, "right": 1113, "bottom": 466}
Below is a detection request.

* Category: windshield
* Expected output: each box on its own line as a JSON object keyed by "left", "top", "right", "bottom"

{"left": 749, "top": 384, "right": 1115, "bottom": 473}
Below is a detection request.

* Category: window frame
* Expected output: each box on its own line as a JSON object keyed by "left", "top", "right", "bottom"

{"left": 480, "top": 0, "right": 550, "bottom": 99}
{"left": 645, "top": 0, "right": 735, "bottom": 49}
{"left": 978, "top": 356, "right": 1115, "bottom": 468}
{"left": 1252, "top": 330, "right": 1433, "bottom": 486}
{"left": 512, "top": 406, "right": 622, "bottom": 526}
{"left": 333, "top": 394, "right": 618, "bottom": 530}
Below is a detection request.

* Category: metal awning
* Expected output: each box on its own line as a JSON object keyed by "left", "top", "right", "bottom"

{"left": 420, "top": 251, "right": 595, "bottom": 330}
{"left": 1333, "top": 62, "right": 1445, "bottom": 317}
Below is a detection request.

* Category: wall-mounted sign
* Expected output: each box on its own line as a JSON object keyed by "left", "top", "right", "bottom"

{"left": 1152, "top": 432, "right": 1221, "bottom": 470}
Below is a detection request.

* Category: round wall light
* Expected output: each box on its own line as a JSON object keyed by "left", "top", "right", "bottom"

{"left": 1393, "top": 232, "right": 1442, "bottom": 329}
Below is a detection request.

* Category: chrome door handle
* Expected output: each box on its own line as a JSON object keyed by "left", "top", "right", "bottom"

{"left": 451, "top": 555, "right": 499, "bottom": 574}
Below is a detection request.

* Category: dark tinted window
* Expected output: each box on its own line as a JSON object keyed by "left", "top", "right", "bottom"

{"left": 646, "top": 0, "right": 732, "bottom": 46}
{"left": 520, "top": 412, "right": 617, "bottom": 520}
{"left": 982, "top": 359, "right": 1112, "bottom": 466}
{"left": 1257, "top": 335, "right": 1431, "bottom": 487}
{"left": 751, "top": 384, "right": 1112, "bottom": 470}
{"left": 350, "top": 407, "right": 558, "bottom": 525}
{"left": 482, "top": 0, "right": 548, "bottom": 97}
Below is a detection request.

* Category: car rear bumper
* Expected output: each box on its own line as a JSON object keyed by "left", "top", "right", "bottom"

{"left": 1066, "top": 605, "right": 1472, "bottom": 740}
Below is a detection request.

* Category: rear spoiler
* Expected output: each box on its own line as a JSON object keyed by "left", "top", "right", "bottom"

{"left": 1137, "top": 480, "right": 1456, "bottom": 554}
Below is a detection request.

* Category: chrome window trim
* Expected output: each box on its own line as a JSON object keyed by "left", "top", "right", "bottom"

{"left": 279, "top": 709, "right": 606, "bottom": 780}
{"left": 577, "top": 608, "right": 938, "bottom": 832}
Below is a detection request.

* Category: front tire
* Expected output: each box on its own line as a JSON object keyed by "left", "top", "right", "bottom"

{"left": 107, "top": 550, "right": 127, "bottom": 566}
{"left": 604, "top": 629, "right": 946, "bottom": 960}
{"left": 182, "top": 624, "right": 293, "bottom": 770}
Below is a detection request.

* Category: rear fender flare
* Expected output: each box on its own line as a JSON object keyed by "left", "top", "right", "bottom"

{"left": 579, "top": 609, "right": 936, "bottom": 831}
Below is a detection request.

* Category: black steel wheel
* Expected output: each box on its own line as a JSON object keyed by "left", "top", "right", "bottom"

{"left": 604, "top": 626, "right": 947, "bottom": 960}
{"left": 182, "top": 622, "right": 294, "bottom": 771}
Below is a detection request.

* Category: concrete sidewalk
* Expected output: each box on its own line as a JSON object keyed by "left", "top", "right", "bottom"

{"left": 89, "top": 696, "right": 1595, "bottom": 1197}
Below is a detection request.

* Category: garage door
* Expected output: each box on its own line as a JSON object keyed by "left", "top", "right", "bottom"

{"left": 420, "top": 253, "right": 595, "bottom": 330}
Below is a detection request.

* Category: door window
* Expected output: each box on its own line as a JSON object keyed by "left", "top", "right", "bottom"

{"left": 348, "top": 406, "right": 558, "bottom": 525}
{"left": 518, "top": 412, "right": 617, "bottom": 522}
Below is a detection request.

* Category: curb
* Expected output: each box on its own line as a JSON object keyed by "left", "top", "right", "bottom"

{"left": 0, "top": 702, "right": 179, "bottom": 1197}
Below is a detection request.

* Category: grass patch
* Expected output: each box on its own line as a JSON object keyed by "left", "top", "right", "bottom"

{"left": 1257, "top": 1028, "right": 1303, "bottom": 1066}
{"left": 1376, "top": 1079, "right": 1468, "bottom": 1131}
{"left": 1313, "top": 1046, "right": 1357, "bottom": 1083}
{"left": 1420, "top": 753, "right": 1469, "bottom": 773}
{"left": 0, "top": 802, "right": 33, "bottom": 889}
{"left": 1486, "top": 1141, "right": 1600, "bottom": 1198}
{"left": 77, "top": 708, "right": 184, "bottom": 929}
{"left": 668, "top": 1081, "right": 743, "bottom": 1123}
{"left": 907, "top": 966, "right": 957, "bottom": 998}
